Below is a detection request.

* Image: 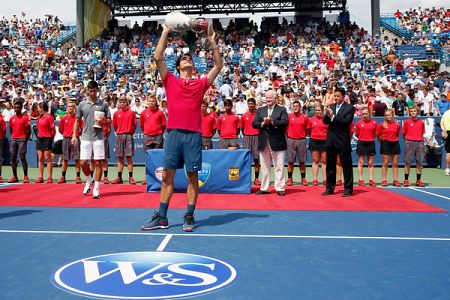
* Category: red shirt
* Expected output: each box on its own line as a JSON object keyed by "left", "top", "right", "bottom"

{"left": 113, "top": 108, "right": 137, "bottom": 134}
{"left": 0, "top": 115, "right": 6, "bottom": 139}
{"left": 308, "top": 116, "right": 328, "bottom": 140}
{"left": 355, "top": 119, "right": 377, "bottom": 142}
{"left": 201, "top": 113, "right": 217, "bottom": 138}
{"left": 377, "top": 121, "right": 401, "bottom": 142}
{"left": 217, "top": 113, "right": 240, "bottom": 138}
{"left": 9, "top": 114, "right": 30, "bottom": 139}
{"left": 101, "top": 122, "right": 110, "bottom": 137}
{"left": 59, "top": 114, "right": 82, "bottom": 137}
{"left": 402, "top": 118, "right": 425, "bottom": 141}
{"left": 241, "top": 111, "right": 259, "bottom": 136}
{"left": 162, "top": 72, "right": 211, "bottom": 133}
{"left": 37, "top": 114, "right": 55, "bottom": 138}
{"left": 140, "top": 108, "right": 166, "bottom": 136}
{"left": 287, "top": 113, "right": 308, "bottom": 139}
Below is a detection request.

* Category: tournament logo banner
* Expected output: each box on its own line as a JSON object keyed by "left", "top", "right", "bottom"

{"left": 146, "top": 149, "right": 251, "bottom": 193}
{"left": 51, "top": 251, "right": 239, "bottom": 299}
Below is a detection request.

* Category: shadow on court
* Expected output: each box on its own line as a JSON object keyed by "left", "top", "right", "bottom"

{"left": 0, "top": 209, "right": 42, "bottom": 220}
{"left": 198, "top": 212, "right": 269, "bottom": 227}
{"left": 168, "top": 212, "right": 269, "bottom": 228}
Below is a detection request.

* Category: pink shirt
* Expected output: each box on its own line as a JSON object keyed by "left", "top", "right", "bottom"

{"left": 162, "top": 72, "right": 211, "bottom": 133}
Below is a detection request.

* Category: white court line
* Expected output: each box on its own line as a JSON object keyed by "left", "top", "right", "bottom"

{"left": 412, "top": 187, "right": 450, "bottom": 189}
{"left": 156, "top": 234, "right": 172, "bottom": 251}
{"left": 409, "top": 187, "right": 450, "bottom": 200}
{"left": 0, "top": 229, "right": 450, "bottom": 241}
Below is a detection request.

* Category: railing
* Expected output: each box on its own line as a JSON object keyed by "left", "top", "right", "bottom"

{"left": 44, "top": 24, "right": 76, "bottom": 48}
{"left": 53, "top": 25, "right": 76, "bottom": 46}
{"left": 380, "top": 15, "right": 414, "bottom": 39}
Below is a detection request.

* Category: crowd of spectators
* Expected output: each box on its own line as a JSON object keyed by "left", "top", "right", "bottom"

{"left": 1, "top": 9, "right": 450, "bottom": 128}
{"left": 392, "top": 7, "right": 450, "bottom": 49}
{"left": 1, "top": 13, "right": 66, "bottom": 48}
{"left": 394, "top": 7, "right": 450, "bottom": 38}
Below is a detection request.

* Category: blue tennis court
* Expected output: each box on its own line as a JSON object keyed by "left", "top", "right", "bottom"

{"left": 1, "top": 185, "right": 450, "bottom": 300}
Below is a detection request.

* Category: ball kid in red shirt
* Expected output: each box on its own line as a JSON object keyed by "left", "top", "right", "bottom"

{"left": 307, "top": 104, "right": 328, "bottom": 185}
{"left": 402, "top": 105, "right": 425, "bottom": 187}
{"left": 217, "top": 99, "right": 240, "bottom": 149}
{"left": 200, "top": 102, "right": 217, "bottom": 150}
{"left": 35, "top": 101, "right": 56, "bottom": 183}
{"left": 8, "top": 101, "right": 31, "bottom": 183}
{"left": 377, "top": 108, "right": 401, "bottom": 186}
{"left": 355, "top": 107, "right": 377, "bottom": 186}
{"left": 57, "top": 101, "right": 83, "bottom": 184}
{"left": 240, "top": 98, "right": 260, "bottom": 185}
{"left": 286, "top": 100, "right": 309, "bottom": 186}
{"left": 112, "top": 96, "right": 137, "bottom": 184}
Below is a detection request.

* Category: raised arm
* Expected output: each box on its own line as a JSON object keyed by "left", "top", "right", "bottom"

{"left": 206, "top": 25, "right": 223, "bottom": 85}
{"left": 154, "top": 24, "right": 171, "bottom": 80}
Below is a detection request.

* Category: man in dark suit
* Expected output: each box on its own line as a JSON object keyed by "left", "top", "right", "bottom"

{"left": 252, "top": 90, "right": 289, "bottom": 196}
{"left": 322, "top": 88, "right": 355, "bottom": 197}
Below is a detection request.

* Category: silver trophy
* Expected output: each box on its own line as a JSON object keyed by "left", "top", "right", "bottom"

{"left": 165, "top": 11, "right": 209, "bottom": 33}
{"left": 93, "top": 111, "right": 105, "bottom": 128}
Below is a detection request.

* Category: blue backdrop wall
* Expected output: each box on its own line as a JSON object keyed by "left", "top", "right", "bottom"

{"left": 1, "top": 116, "right": 445, "bottom": 168}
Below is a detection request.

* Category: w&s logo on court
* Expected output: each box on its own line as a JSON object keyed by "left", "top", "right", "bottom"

{"left": 51, "top": 251, "right": 238, "bottom": 299}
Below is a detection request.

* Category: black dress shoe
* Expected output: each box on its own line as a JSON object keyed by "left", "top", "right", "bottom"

{"left": 342, "top": 191, "right": 353, "bottom": 197}
{"left": 256, "top": 190, "right": 270, "bottom": 195}
{"left": 277, "top": 191, "right": 286, "bottom": 196}
{"left": 321, "top": 191, "right": 334, "bottom": 196}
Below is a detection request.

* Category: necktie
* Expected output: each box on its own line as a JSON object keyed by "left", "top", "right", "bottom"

{"left": 336, "top": 104, "right": 341, "bottom": 115}
{"left": 268, "top": 106, "right": 273, "bottom": 117}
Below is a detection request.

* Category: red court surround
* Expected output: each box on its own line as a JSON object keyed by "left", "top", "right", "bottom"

{"left": 0, "top": 184, "right": 445, "bottom": 212}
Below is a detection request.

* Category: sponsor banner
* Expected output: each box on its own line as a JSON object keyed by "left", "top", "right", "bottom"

{"left": 51, "top": 251, "right": 239, "bottom": 299}
{"left": 395, "top": 45, "right": 427, "bottom": 60}
{"left": 146, "top": 149, "right": 252, "bottom": 193}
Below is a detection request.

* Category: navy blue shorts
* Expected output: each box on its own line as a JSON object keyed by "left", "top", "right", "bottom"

{"left": 163, "top": 129, "right": 202, "bottom": 172}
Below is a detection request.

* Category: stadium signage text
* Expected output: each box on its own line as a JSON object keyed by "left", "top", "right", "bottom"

{"left": 395, "top": 45, "right": 427, "bottom": 60}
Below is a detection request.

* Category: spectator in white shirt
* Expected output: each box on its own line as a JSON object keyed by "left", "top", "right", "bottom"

{"left": 234, "top": 94, "right": 248, "bottom": 116}
{"left": 219, "top": 79, "right": 233, "bottom": 98}
{"left": 131, "top": 98, "right": 145, "bottom": 118}
{"left": 421, "top": 87, "right": 436, "bottom": 116}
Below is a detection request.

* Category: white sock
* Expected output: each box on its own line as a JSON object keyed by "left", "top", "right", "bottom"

{"left": 86, "top": 175, "right": 92, "bottom": 184}
{"left": 94, "top": 181, "right": 100, "bottom": 190}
